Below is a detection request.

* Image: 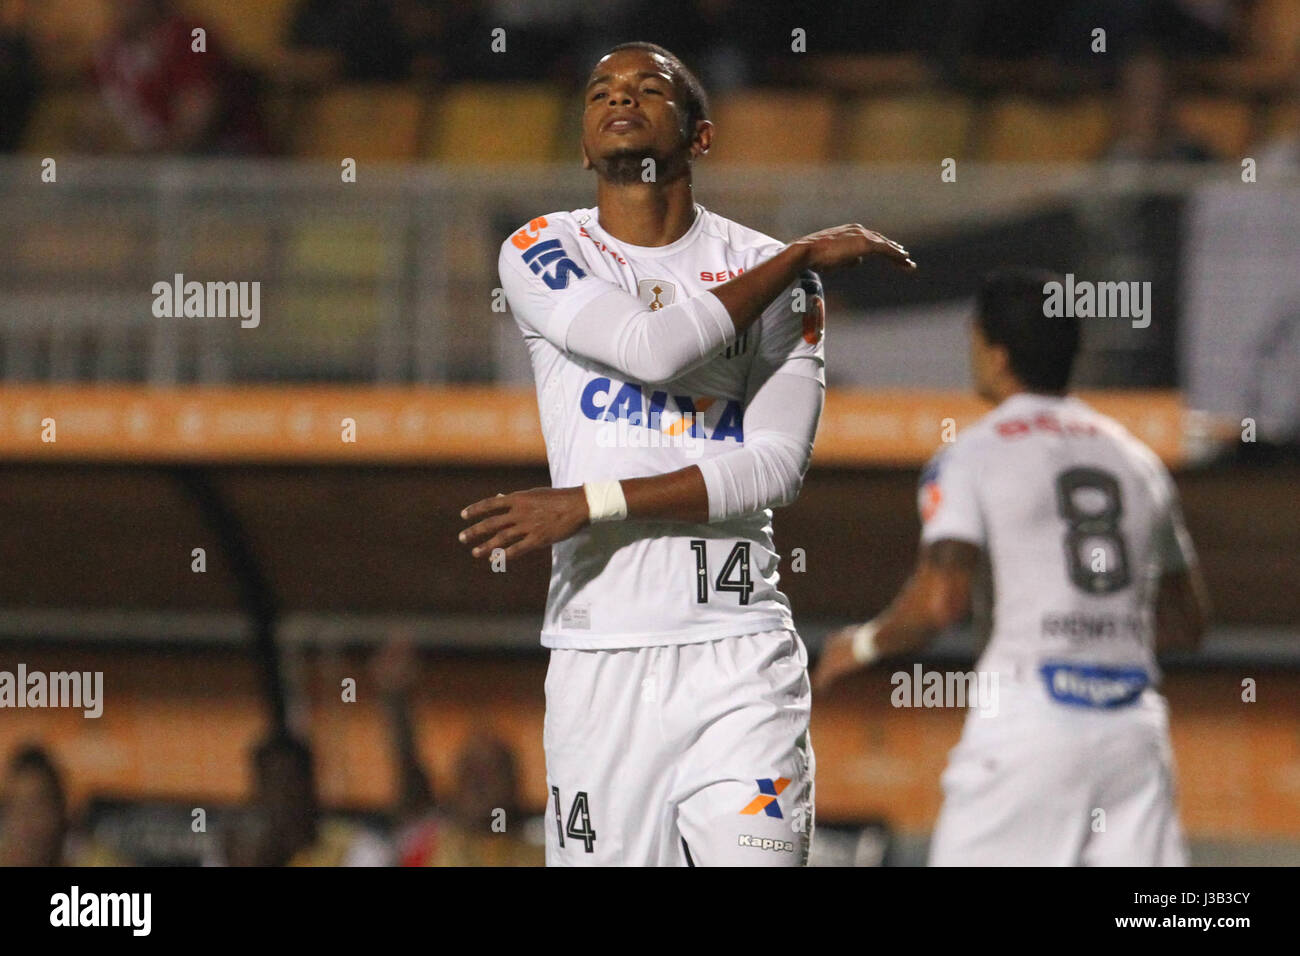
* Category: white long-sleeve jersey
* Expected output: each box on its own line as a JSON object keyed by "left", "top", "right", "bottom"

{"left": 498, "top": 204, "right": 825, "bottom": 649}
{"left": 918, "top": 393, "right": 1197, "bottom": 702}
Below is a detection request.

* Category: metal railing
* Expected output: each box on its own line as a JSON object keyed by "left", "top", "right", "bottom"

{"left": 1, "top": 158, "right": 1290, "bottom": 386}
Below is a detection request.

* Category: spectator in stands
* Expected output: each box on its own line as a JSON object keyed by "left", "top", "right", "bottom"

{"left": 373, "top": 637, "right": 543, "bottom": 866}
{"left": 0, "top": 744, "right": 117, "bottom": 866}
{"left": 0, "top": 745, "right": 67, "bottom": 866}
{"left": 87, "top": 0, "right": 268, "bottom": 155}
{"left": 222, "top": 732, "right": 391, "bottom": 866}
{"left": 0, "top": 0, "right": 39, "bottom": 151}
{"left": 286, "top": 0, "right": 491, "bottom": 83}
{"left": 626, "top": 0, "right": 786, "bottom": 91}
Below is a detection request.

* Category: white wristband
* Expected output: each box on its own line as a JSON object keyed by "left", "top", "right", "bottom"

{"left": 850, "top": 621, "right": 881, "bottom": 665}
{"left": 583, "top": 480, "right": 628, "bottom": 523}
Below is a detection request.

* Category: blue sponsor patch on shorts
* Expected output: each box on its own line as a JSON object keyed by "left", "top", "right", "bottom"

{"left": 1040, "top": 662, "right": 1149, "bottom": 709}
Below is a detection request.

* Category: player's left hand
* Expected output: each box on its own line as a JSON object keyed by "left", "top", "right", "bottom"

{"left": 811, "top": 625, "right": 864, "bottom": 693}
{"left": 459, "top": 486, "right": 589, "bottom": 561}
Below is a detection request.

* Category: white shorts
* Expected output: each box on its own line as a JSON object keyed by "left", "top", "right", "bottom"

{"left": 929, "top": 679, "right": 1188, "bottom": 866}
{"left": 542, "top": 628, "right": 815, "bottom": 866}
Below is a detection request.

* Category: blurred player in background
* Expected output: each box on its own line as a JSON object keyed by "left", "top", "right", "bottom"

{"left": 816, "top": 269, "right": 1210, "bottom": 865}
{"left": 458, "top": 41, "right": 914, "bottom": 865}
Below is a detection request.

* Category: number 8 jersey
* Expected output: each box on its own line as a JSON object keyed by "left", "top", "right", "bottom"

{"left": 498, "top": 205, "right": 826, "bottom": 649}
{"left": 918, "top": 392, "right": 1197, "bottom": 686}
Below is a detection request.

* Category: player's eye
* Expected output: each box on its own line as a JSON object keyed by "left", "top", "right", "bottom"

{"left": 590, "top": 90, "right": 606, "bottom": 102}
{"left": 642, "top": 85, "right": 664, "bottom": 95}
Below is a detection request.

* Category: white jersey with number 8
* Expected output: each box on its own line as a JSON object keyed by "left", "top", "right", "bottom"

{"left": 918, "top": 392, "right": 1196, "bottom": 689}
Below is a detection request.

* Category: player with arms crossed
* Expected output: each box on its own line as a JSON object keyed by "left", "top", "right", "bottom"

{"left": 815, "top": 269, "right": 1210, "bottom": 866}
{"left": 458, "top": 42, "right": 914, "bottom": 866}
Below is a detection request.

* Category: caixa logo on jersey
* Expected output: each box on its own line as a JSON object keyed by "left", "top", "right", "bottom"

{"left": 521, "top": 238, "right": 587, "bottom": 290}
{"left": 579, "top": 377, "right": 744, "bottom": 442}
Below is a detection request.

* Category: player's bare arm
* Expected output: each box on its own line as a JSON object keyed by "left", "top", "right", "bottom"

{"left": 1154, "top": 565, "right": 1211, "bottom": 651}
{"left": 812, "top": 539, "right": 981, "bottom": 692}
{"left": 709, "top": 225, "right": 915, "bottom": 337}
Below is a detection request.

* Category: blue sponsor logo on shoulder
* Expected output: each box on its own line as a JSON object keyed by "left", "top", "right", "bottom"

{"left": 1040, "top": 662, "right": 1149, "bottom": 709}
{"left": 521, "top": 238, "right": 587, "bottom": 290}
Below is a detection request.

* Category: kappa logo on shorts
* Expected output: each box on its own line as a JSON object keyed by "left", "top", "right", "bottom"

{"left": 740, "top": 777, "right": 789, "bottom": 818}
{"left": 738, "top": 834, "right": 795, "bottom": 853}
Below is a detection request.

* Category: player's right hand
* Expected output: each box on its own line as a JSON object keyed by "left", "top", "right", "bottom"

{"left": 794, "top": 224, "right": 916, "bottom": 273}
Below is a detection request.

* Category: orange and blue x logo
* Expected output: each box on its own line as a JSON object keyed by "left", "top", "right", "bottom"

{"left": 740, "top": 778, "right": 790, "bottom": 818}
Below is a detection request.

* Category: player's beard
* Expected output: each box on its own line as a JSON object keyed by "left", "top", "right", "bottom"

{"left": 593, "top": 144, "right": 689, "bottom": 186}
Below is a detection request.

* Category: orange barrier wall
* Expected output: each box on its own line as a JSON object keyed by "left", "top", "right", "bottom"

{"left": 1, "top": 647, "right": 1295, "bottom": 838}
{"left": 0, "top": 386, "right": 1188, "bottom": 466}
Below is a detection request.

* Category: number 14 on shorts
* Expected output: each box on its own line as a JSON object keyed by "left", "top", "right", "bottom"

{"left": 551, "top": 786, "right": 596, "bottom": 852}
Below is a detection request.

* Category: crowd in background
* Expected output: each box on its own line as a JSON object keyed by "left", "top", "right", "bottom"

{"left": 0, "top": 0, "right": 1295, "bottom": 162}
{"left": 0, "top": 640, "right": 544, "bottom": 867}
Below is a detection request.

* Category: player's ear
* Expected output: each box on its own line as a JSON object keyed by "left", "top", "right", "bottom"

{"left": 690, "top": 120, "right": 713, "bottom": 159}
{"left": 581, "top": 145, "right": 593, "bottom": 170}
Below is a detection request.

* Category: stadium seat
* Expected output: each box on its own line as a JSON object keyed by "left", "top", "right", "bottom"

{"left": 180, "top": 0, "right": 297, "bottom": 67}
{"left": 979, "top": 97, "right": 1112, "bottom": 162}
{"left": 424, "top": 84, "right": 565, "bottom": 163}
{"left": 709, "top": 91, "right": 836, "bottom": 165}
{"left": 19, "top": 89, "right": 102, "bottom": 154}
{"left": 712, "top": 91, "right": 832, "bottom": 164}
{"left": 1264, "top": 98, "right": 1300, "bottom": 139}
{"left": 21, "top": 0, "right": 112, "bottom": 81}
{"left": 178, "top": 222, "right": 276, "bottom": 275}
{"left": 284, "top": 222, "right": 391, "bottom": 281}
{"left": 295, "top": 86, "right": 425, "bottom": 162}
{"left": 1173, "top": 96, "right": 1255, "bottom": 159}
{"left": 269, "top": 289, "right": 382, "bottom": 361}
{"left": 845, "top": 95, "right": 975, "bottom": 163}
{"left": 1252, "top": 0, "right": 1300, "bottom": 67}
{"left": 12, "top": 221, "right": 140, "bottom": 276}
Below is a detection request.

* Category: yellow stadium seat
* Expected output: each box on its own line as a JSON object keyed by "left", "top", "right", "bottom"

{"left": 1174, "top": 96, "right": 1255, "bottom": 159}
{"left": 180, "top": 0, "right": 298, "bottom": 66}
{"left": 846, "top": 95, "right": 975, "bottom": 162}
{"left": 1265, "top": 98, "right": 1300, "bottom": 138}
{"left": 979, "top": 97, "right": 1112, "bottom": 162}
{"left": 272, "top": 290, "right": 382, "bottom": 358}
{"left": 295, "top": 86, "right": 425, "bottom": 162}
{"left": 180, "top": 223, "right": 275, "bottom": 275}
{"left": 425, "top": 84, "right": 565, "bottom": 163}
{"left": 14, "top": 221, "right": 140, "bottom": 275}
{"left": 284, "top": 222, "right": 390, "bottom": 281}
{"left": 709, "top": 91, "right": 835, "bottom": 165}
{"left": 1251, "top": 0, "right": 1300, "bottom": 66}
{"left": 22, "top": 0, "right": 112, "bottom": 81}
{"left": 20, "top": 90, "right": 100, "bottom": 154}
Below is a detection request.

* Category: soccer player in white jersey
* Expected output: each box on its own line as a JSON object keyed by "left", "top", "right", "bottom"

{"left": 457, "top": 41, "right": 914, "bottom": 866}
{"left": 815, "top": 269, "right": 1211, "bottom": 866}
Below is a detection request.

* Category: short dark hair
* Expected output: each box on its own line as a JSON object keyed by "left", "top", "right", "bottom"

{"left": 976, "top": 268, "right": 1080, "bottom": 393}
{"left": 599, "top": 42, "right": 710, "bottom": 141}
